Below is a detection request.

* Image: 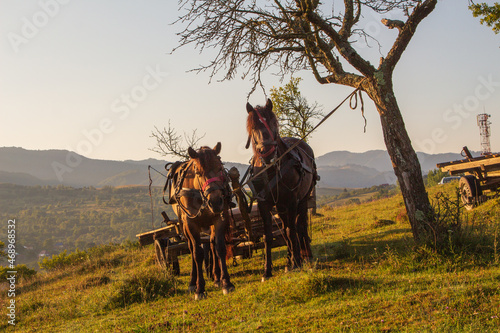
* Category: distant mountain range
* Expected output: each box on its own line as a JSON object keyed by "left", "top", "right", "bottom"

{"left": 314, "top": 150, "right": 474, "bottom": 188}
{"left": 0, "top": 147, "right": 476, "bottom": 188}
{"left": 0, "top": 147, "right": 249, "bottom": 188}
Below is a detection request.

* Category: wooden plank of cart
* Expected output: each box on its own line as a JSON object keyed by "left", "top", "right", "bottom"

{"left": 437, "top": 146, "right": 500, "bottom": 210}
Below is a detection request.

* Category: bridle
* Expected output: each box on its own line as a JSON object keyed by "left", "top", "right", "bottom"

{"left": 249, "top": 108, "right": 278, "bottom": 163}
{"left": 199, "top": 169, "right": 227, "bottom": 197}
{"left": 172, "top": 160, "right": 229, "bottom": 219}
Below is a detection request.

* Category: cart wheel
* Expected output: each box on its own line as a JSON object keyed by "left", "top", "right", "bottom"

{"left": 459, "top": 175, "right": 482, "bottom": 210}
{"left": 154, "top": 239, "right": 168, "bottom": 269}
{"left": 165, "top": 243, "right": 181, "bottom": 276}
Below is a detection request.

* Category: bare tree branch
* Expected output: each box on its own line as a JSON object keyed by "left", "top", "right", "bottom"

{"left": 381, "top": 0, "right": 438, "bottom": 72}
{"left": 149, "top": 121, "right": 205, "bottom": 160}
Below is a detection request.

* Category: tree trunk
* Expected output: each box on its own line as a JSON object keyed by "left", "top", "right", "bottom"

{"left": 364, "top": 75, "right": 435, "bottom": 242}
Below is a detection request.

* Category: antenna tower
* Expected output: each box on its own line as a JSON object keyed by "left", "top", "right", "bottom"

{"left": 477, "top": 113, "right": 492, "bottom": 155}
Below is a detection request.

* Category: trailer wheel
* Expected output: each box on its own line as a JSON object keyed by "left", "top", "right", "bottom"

{"left": 459, "top": 175, "right": 482, "bottom": 210}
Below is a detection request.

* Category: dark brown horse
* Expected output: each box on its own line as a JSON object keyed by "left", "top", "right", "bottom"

{"left": 245, "top": 99, "right": 317, "bottom": 281}
{"left": 168, "top": 143, "right": 235, "bottom": 299}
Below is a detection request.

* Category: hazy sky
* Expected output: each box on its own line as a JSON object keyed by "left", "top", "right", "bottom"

{"left": 1, "top": 0, "right": 499, "bottom": 164}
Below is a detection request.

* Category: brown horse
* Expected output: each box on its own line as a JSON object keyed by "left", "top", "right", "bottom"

{"left": 245, "top": 99, "right": 317, "bottom": 281}
{"left": 168, "top": 143, "right": 235, "bottom": 299}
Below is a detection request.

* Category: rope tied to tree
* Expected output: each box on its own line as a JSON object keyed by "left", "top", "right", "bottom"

{"left": 349, "top": 88, "right": 367, "bottom": 133}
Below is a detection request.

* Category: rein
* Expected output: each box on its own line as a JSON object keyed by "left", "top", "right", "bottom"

{"left": 242, "top": 84, "right": 365, "bottom": 188}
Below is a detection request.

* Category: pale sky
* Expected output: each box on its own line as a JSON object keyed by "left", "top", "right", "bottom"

{"left": 1, "top": 0, "right": 499, "bottom": 164}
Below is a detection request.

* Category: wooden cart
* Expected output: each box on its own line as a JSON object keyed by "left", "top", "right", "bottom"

{"left": 437, "top": 146, "right": 500, "bottom": 209}
{"left": 136, "top": 206, "right": 287, "bottom": 274}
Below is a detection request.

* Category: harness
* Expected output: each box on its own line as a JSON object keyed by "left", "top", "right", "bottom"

{"left": 163, "top": 160, "right": 230, "bottom": 218}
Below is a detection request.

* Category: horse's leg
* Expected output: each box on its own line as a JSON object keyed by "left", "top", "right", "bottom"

{"left": 277, "top": 211, "right": 293, "bottom": 269}
{"left": 202, "top": 242, "right": 213, "bottom": 280}
{"left": 185, "top": 230, "right": 197, "bottom": 294}
{"left": 213, "top": 212, "right": 235, "bottom": 294}
{"left": 210, "top": 231, "right": 221, "bottom": 287}
{"left": 185, "top": 221, "right": 206, "bottom": 300}
{"left": 296, "top": 198, "right": 313, "bottom": 262}
{"left": 278, "top": 202, "right": 302, "bottom": 270}
{"left": 258, "top": 201, "right": 274, "bottom": 281}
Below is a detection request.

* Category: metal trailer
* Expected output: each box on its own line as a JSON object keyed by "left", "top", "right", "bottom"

{"left": 437, "top": 146, "right": 500, "bottom": 210}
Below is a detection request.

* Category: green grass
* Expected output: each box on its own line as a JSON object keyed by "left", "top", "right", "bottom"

{"left": 1, "top": 183, "right": 499, "bottom": 332}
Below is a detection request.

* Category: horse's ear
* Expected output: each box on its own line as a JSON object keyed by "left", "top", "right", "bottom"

{"left": 246, "top": 102, "right": 254, "bottom": 114}
{"left": 188, "top": 147, "right": 198, "bottom": 159}
{"left": 265, "top": 99, "right": 273, "bottom": 111}
{"left": 213, "top": 142, "right": 221, "bottom": 155}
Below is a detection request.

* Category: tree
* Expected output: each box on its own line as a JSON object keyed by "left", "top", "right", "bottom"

{"left": 425, "top": 169, "right": 450, "bottom": 187}
{"left": 150, "top": 120, "right": 205, "bottom": 160}
{"left": 270, "top": 77, "right": 324, "bottom": 142}
{"left": 469, "top": 2, "right": 500, "bottom": 33}
{"left": 174, "top": 1, "right": 439, "bottom": 242}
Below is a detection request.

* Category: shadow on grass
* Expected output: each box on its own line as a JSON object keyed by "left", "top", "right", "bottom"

{"left": 306, "top": 275, "right": 377, "bottom": 295}
{"left": 313, "top": 228, "right": 413, "bottom": 262}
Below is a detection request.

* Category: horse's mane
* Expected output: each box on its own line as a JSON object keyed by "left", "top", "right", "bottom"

{"left": 246, "top": 103, "right": 280, "bottom": 156}
{"left": 246, "top": 104, "right": 279, "bottom": 136}
{"left": 192, "top": 146, "right": 221, "bottom": 174}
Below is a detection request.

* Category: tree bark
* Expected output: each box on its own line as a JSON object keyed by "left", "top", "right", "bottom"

{"left": 363, "top": 74, "right": 434, "bottom": 241}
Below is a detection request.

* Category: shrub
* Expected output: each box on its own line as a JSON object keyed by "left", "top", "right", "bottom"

{"left": 105, "top": 268, "right": 178, "bottom": 309}
{"left": 79, "top": 275, "right": 111, "bottom": 290}
{"left": 346, "top": 198, "right": 361, "bottom": 205}
{"left": 426, "top": 168, "right": 449, "bottom": 187}
{"left": 38, "top": 249, "right": 88, "bottom": 271}
{"left": 0, "top": 264, "right": 37, "bottom": 281}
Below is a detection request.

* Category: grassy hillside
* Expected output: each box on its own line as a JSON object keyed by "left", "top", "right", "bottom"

{"left": 317, "top": 184, "right": 399, "bottom": 207}
{"left": 1, "top": 183, "right": 499, "bottom": 332}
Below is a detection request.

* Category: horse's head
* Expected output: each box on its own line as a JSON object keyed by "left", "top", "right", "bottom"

{"left": 245, "top": 99, "right": 279, "bottom": 165}
{"left": 187, "top": 142, "right": 227, "bottom": 215}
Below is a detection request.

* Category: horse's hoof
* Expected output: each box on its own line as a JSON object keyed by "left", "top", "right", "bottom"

{"left": 222, "top": 285, "right": 235, "bottom": 295}
{"left": 194, "top": 292, "right": 207, "bottom": 301}
{"left": 188, "top": 285, "right": 196, "bottom": 294}
{"left": 214, "top": 280, "right": 221, "bottom": 288}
